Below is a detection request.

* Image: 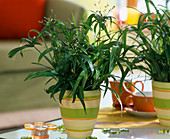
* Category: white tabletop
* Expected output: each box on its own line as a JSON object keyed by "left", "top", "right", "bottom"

{"left": 1, "top": 119, "right": 170, "bottom": 139}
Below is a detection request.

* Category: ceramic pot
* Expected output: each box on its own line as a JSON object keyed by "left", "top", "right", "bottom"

{"left": 152, "top": 81, "right": 170, "bottom": 126}
{"left": 59, "top": 90, "right": 101, "bottom": 138}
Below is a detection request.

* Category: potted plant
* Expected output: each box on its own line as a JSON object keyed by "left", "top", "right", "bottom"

{"left": 8, "top": 9, "right": 129, "bottom": 138}
{"left": 123, "top": 0, "right": 170, "bottom": 126}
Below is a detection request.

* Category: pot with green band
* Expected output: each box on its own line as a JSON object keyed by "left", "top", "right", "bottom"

{"left": 59, "top": 90, "right": 101, "bottom": 138}
{"left": 152, "top": 81, "right": 170, "bottom": 126}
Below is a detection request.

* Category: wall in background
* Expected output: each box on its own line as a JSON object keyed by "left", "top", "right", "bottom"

{"left": 71, "top": 0, "right": 116, "bottom": 14}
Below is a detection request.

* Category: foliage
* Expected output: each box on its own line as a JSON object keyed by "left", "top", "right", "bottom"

{"left": 8, "top": 11, "right": 129, "bottom": 110}
{"left": 123, "top": 0, "right": 170, "bottom": 82}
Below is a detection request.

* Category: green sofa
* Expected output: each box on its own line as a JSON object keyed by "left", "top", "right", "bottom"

{"left": 0, "top": 0, "right": 85, "bottom": 129}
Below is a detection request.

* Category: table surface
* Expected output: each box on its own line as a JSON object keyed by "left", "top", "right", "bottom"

{"left": 1, "top": 118, "right": 170, "bottom": 139}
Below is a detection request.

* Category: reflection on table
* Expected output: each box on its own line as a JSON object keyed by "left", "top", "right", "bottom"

{"left": 1, "top": 106, "right": 170, "bottom": 139}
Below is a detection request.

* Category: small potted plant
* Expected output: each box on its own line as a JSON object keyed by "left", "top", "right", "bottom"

{"left": 123, "top": 0, "right": 170, "bottom": 126}
{"left": 8, "top": 9, "right": 129, "bottom": 138}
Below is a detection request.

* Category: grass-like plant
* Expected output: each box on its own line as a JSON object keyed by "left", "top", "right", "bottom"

{"left": 123, "top": 0, "right": 170, "bottom": 82}
{"left": 8, "top": 11, "right": 129, "bottom": 111}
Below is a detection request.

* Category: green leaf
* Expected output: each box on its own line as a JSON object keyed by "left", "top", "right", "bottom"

{"left": 81, "top": 72, "right": 88, "bottom": 89}
{"left": 145, "top": 0, "right": 150, "bottom": 13}
{"left": 72, "top": 13, "right": 77, "bottom": 25}
{"left": 72, "top": 71, "right": 85, "bottom": 95}
{"left": 38, "top": 47, "right": 53, "bottom": 62}
{"left": 81, "top": 54, "right": 94, "bottom": 74}
{"left": 45, "top": 84, "right": 56, "bottom": 94}
{"left": 8, "top": 44, "right": 33, "bottom": 58}
{"left": 27, "top": 29, "right": 41, "bottom": 41}
{"left": 101, "top": 41, "right": 117, "bottom": 49}
{"left": 109, "top": 45, "right": 118, "bottom": 73}
{"left": 24, "top": 71, "right": 56, "bottom": 81}
{"left": 59, "top": 84, "right": 68, "bottom": 104}
{"left": 72, "top": 56, "right": 77, "bottom": 73}
{"left": 32, "top": 62, "right": 53, "bottom": 70}
{"left": 165, "top": 44, "right": 170, "bottom": 65}
{"left": 103, "top": 79, "right": 109, "bottom": 98}
{"left": 77, "top": 88, "right": 86, "bottom": 113}
{"left": 44, "top": 78, "right": 54, "bottom": 91}
{"left": 94, "top": 69, "right": 100, "bottom": 80}
{"left": 101, "top": 22, "right": 110, "bottom": 39}
{"left": 78, "top": 57, "right": 88, "bottom": 74}
{"left": 48, "top": 82, "right": 63, "bottom": 98}
{"left": 20, "top": 38, "right": 32, "bottom": 44}
{"left": 72, "top": 90, "right": 77, "bottom": 104}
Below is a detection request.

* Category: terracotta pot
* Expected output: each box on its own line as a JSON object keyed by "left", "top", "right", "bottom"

{"left": 152, "top": 81, "right": 170, "bottom": 126}
{"left": 59, "top": 90, "right": 101, "bottom": 138}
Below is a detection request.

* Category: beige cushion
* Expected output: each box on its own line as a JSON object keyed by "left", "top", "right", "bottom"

{"left": 0, "top": 40, "right": 50, "bottom": 73}
{"left": 45, "top": 0, "right": 86, "bottom": 25}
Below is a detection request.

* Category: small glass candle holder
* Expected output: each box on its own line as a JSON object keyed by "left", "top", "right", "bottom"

{"left": 24, "top": 122, "right": 57, "bottom": 139}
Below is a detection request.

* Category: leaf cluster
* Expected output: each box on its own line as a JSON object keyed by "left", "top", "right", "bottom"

{"left": 8, "top": 11, "right": 129, "bottom": 110}
{"left": 123, "top": 0, "right": 170, "bottom": 82}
